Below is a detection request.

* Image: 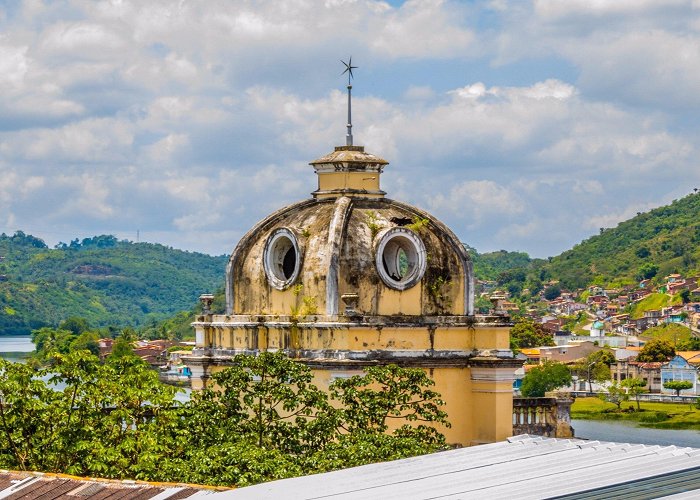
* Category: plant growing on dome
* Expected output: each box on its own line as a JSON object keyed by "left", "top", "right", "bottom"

{"left": 427, "top": 275, "right": 452, "bottom": 312}
{"left": 407, "top": 216, "right": 429, "bottom": 233}
{"left": 365, "top": 211, "right": 382, "bottom": 238}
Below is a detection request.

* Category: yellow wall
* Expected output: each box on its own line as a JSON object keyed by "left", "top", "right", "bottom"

{"left": 189, "top": 320, "right": 516, "bottom": 445}
{"left": 318, "top": 172, "right": 381, "bottom": 193}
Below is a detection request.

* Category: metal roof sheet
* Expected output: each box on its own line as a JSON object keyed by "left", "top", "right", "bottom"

{"left": 214, "top": 435, "right": 700, "bottom": 500}
{"left": 0, "top": 472, "right": 223, "bottom": 499}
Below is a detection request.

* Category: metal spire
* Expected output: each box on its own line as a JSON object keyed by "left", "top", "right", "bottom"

{"left": 341, "top": 57, "right": 357, "bottom": 146}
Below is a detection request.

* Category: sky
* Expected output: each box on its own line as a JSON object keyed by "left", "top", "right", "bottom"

{"left": 1, "top": 0, "right": 699, "bottom": 258}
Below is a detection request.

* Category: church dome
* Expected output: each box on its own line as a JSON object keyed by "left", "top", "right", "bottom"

{"left": 225, "top": 146, "right": 474, "bottom": 319}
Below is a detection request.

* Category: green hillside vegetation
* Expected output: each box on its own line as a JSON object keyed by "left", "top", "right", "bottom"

{"left": 0, "top": 232, "right": 227, "bottom": 335}
{"left": 488, "top": 191, "right": 700, "bottom": 297}
{"left": 629, "top": 293, "right": 677, "bottom": 319}
{"left": 640, "top": 323, "right": 693, "bottom": 346}
{"left": 541, "top": 191, "right": 700, "bottom": 290}
{"left": 465, "top": 246, "right": 535, "bottom": 281}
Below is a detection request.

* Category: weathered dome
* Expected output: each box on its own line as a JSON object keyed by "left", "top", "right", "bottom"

{"left": 225, "top": 146, "right": 474, "bottom": 319}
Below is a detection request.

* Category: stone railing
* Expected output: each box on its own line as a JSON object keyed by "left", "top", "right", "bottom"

{"left": 513, "top": 394, "right": 574, "bottom": 438}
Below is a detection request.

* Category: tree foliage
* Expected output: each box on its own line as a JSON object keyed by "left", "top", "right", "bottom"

{"left": 621, "top": 377, "right": 646, "bottom": 410}
{"left": 637, "top": 339, "right": 676, "bottom": 362}
{"left": 0, "top": 351, "right": 449, "bottom": 487}
{"left": 663, "top": 380, "right": 694, "bottom": 396}
{"left": 520, "top": 361, "right": 572, "bottom": 397}
{"left": 510, "top": 318, "right": 555, "bottom": 350}
{"left": 599, "top": 383, "right": 627, "bottom": 409}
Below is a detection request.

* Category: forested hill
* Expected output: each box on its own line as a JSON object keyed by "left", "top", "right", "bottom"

{"left": 542, "top": 191, "right": 700, "bottom": 290}
{"left": 0, "top": 232, "right": 227, "bottom": 335}
{"left": 465, "top": 246, "right": 535, "bottom": 281}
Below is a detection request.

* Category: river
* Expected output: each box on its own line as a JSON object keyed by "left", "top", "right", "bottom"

{"left": 572, "top": 419, "right": 700, "bottom": 447}
{"left": 0, "top": 335, "right": 34, "bottom": 362}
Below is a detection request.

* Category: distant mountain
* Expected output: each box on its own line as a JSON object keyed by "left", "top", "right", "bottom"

{"left": 543, "top": 191, "right": 700, "bottom": 290}
{"left": 0, "top": 232, "right": 227, "bottom": 336}
{"left": 483, "top": 191, "right": 700, "bottom": 297}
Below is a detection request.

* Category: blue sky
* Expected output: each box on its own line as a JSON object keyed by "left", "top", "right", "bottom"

{"left": 1, "top": 0, "right": 699, "bottom": 258}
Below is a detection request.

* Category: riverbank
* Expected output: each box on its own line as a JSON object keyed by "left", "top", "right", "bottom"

{"left": 572, "top": 396, "right": 700, "bottom": 430}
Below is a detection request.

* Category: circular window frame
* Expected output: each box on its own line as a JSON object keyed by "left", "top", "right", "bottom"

{"left": 375, "top": 227, "right": 427, "bottom": 291}
{"left": 263, "top": 228, "right": 302, "bottom": 290}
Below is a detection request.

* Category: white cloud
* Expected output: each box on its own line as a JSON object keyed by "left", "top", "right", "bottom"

{"left": 1, "top": 0, "right": 699, "bottom": 259}
{"left": 429, "top": 180, "right": 526, "bottom": 226}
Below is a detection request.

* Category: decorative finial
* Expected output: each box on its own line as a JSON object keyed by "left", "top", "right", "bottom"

{"left": 341, "top": 57, "right": 357, "bottom": 146}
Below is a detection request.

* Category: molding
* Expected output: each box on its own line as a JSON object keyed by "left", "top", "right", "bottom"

{"left": 325, "top": 196, "right": 352, "bottom": 315}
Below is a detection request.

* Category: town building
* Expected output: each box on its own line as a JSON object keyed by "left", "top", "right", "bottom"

{"left": 660, "top": 352, "right": 700, "bottom": 395}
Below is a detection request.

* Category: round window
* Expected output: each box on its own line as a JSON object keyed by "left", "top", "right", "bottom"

{"left": 375, "top": 227, "right": 427, "bottom": 290}
{"left": 263, "top": 228, "right": 302, "bottom": 290}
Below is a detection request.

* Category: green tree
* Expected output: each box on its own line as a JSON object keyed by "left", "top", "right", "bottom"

{"left": 543, "top": 285, "right": 561, "bottom": 301}
{"left": 664, "top": 380, "right": 694, "bottom": 396}
{"left": 31, "top": 327, "right": 75, "bottom": 360}
{"left": 587, "top": 349, "right": 616, "bottom": 366}
{"left": 520, "top": 361, "right": 572, "bottom": 397}
{"left": 58, "top": 317, "right": 90, "bottom": 336}
{"left": 572, "top": 349, "right": 616, "bottom": 390}
{"left": 637, "top": 263, "right": 659, "bottom": 280}
{"left": 109, "top": 330, "right": 137, "bottom": 360}
{"left": 637, "top": 339, "right": 675, "bottom": 362}
{"left": 0, "top": 351, "right": 177, "bottom": 477}
{"left": 0, "top": 351, "right": 451, "bottom": 488}
{"left": 621, "top": 377, "right": 646, "bottom": 410}
{"left": 70, "top": 331, "right": 100, "bottom": 356}
{"left": 599, "top": 383, "right": 627, "bottom": 410}
{"left": 510, "top": 318, "right": 555, "bottom": 350}
{"left": 330, "top": 364, "right": 449, "bottom": 446}
{"left": 165, "top": 355, "right": 450, "bottom": 486}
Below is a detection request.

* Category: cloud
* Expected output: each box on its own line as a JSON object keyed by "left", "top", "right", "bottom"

{"left": 429, "top": 180, "right": 526, "bottom": 227}
{"left": 0, "top": 0, "right": 699, "bottom": 260}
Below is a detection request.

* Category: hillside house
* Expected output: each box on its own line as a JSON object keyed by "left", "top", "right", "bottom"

{"left": 613, "top": 359, "right": 664, "bottom": 392}
{"left": 519, "top": 348, "right": 541, "bottom": 364}
{"left": 629, "top": 289, "right": 652, "bottom": 302}
{"left": 539, "top": 341, "right": 601, "bottom": 364}
{"left": 662, "top": 305, "right": 686, "bottom": 324}
{"left": 661, "top": 353, "right": 700, "bottom": 395}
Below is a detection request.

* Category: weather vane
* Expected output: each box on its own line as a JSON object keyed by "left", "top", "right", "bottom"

{"left": 341, "top": 57, "right": 357, "bottom": 146}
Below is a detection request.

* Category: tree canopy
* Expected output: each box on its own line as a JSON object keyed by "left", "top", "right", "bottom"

{"left": 520, "top": 361, "right": 572, "bottom": 397}
{"left": 637, "top": 339, "right": 676, "bottom": 362}
{"left": 0, "top": 351, "right": 449, "bottom": 487}
{"left": 0, "top": 232, "right": 227, "bottom": 336}
{"left": 510, "top": 318, "right": 555, "bottom": 350}
{"left": 663, "top": 380, "right": 694, "bottom": 396}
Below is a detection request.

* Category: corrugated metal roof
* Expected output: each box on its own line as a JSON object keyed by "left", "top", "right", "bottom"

{"left": 214, "top": 435, "right": 700, "bottom": 500}
{"left": 0, "top": 471, "right": 224, "bottom": 499}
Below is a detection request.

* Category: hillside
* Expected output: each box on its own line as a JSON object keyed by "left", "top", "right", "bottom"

{"left": 0, "top": 232, "right": 227, "bottom": 335}
{"left": 542, "top": 191, "right": 700, "bottom": 290}
{"left": 465, "top": 246, "right": 535, "bottom": 282}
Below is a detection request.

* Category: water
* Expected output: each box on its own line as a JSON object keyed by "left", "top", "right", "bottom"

{"left": 0, "top": 335, "right": 34, "bottom": 362}
{"left": 572, "top": 419, "right": 700, "bottom": 448}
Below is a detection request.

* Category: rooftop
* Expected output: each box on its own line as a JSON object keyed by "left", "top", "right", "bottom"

{"left": 216, "top": 435, "right": 700, "bottom": 499}
{"left": 0, "top": 471, "right": 225, "bottom": 499}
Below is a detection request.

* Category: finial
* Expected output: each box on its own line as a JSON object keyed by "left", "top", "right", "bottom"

{"left": 341, "top": 57, "right": 357, "bottom": 146}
